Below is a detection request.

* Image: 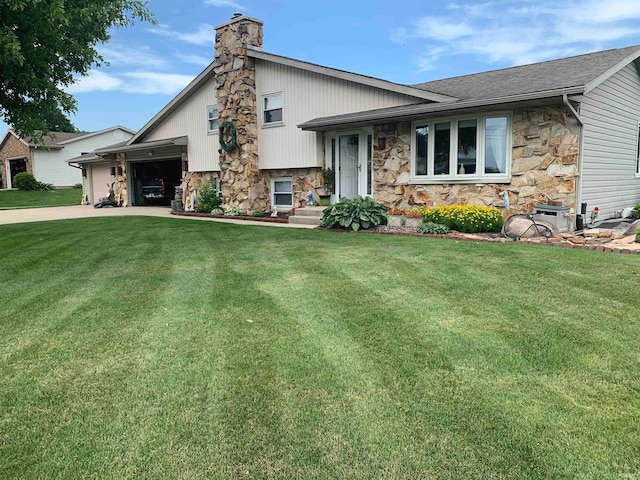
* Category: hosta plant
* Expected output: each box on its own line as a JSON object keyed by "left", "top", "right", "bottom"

{"left": 321, "top": 196, "right": 387, "bottom": 231}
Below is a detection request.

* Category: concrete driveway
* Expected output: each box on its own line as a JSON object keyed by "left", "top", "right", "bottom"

{"left": 0, "top": 205, "right": 315, "bottom": 228}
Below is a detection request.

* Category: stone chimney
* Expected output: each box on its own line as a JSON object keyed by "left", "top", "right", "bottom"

{"left": 214, "top": 15, "right": 267, "bottom": 211}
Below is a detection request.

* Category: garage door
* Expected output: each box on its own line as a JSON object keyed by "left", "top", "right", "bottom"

{"left": 91, "top": 163, "right": 113, "bottom": 203}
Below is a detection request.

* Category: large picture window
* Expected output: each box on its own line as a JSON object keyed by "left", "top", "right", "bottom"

{"left": 412, "top": 113, "right": 511, "bottom": 181}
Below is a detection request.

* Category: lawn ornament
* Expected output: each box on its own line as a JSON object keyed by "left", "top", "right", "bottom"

{"left": 307, "top": 191, "right": 314, "bottom": 206}
{"left": 499, "top": 190, "right": 510, "bottom": 208}
{"left": 94, "top": 183, "right": 120, "bottom": 208}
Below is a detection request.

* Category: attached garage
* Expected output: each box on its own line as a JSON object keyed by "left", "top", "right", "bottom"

{"left": 129, "top": 158, "right": 182, "bottom": 206}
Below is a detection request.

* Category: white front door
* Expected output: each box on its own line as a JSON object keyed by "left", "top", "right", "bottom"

{"left": 332, "top": 130, "right": 372, "bottom": 200}
{"left": 339, "top": 134, "right": 359, "bottom": 199}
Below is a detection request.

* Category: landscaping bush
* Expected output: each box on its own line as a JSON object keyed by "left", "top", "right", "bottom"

{"left": 13, "top": 172, "right": 38, "bottom": 190}
{"left": 633, "top": 203, "right": 640, "bottom": 218}
{"left": 13, "top": 172, "right": 53, "bottom": 191}
{"left": 321, "top": 195, "right": 387, "bottom": 231}
{"left": 196, "top": 180, "right": 222, "bottom": 213}
{"left": 419, "top": 221, "right": 451, "bottom": 235}
{"left": 73, "top": 183, "right": 83, "bottom": 189}
{"left": 224, "top": 206, "right": 245, "bottom": 216}
{"left": 251, "top": 210, "right": 265, "bottom": 217}
{"left": 421, "top": 205, "right": 504, "bottom": 233}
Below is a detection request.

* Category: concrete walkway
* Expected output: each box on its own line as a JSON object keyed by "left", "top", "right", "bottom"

{"left": 0, "top": 205, "right": 316, "bottom": 228}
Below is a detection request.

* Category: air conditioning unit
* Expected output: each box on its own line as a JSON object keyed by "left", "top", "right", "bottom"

{"left": 533, "top": 205, "right": 572, "bottom": 232}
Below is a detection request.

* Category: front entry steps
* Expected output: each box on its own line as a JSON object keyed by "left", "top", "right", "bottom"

{"left": 288, "top": 206, "right": 325, "bottom": 226}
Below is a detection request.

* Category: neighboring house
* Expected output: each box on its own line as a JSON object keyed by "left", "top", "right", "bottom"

{"left": 0, "top": 126, "right": 135, "bottom": 189}
{"left": 73, "top": 15, "right": 640, "bottom": 221}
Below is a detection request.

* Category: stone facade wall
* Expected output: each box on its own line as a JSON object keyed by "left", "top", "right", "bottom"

{"left": 0, "top": 134, "right": 32, "bottom": 188}
{"left": 372, "top": 105, "right": 580, "bottom": 214}
{"left": 214, "top": 16, "right": 269, "bottom": 211}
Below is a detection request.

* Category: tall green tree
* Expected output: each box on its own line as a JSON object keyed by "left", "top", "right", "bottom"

{"left": 0, "top": 0, "right": 155, "bottom": 141}
{"left": 41, "top": 103, "right": 78, "bottom": 133}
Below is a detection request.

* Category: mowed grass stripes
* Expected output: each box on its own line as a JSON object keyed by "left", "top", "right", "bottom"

{"left": 1, "top": 217, "right": 639, "bottom": 479}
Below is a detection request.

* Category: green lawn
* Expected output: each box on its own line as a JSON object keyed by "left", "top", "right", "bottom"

{"left": 0, "top": 188, "right": 81, "bottom": 209}
{"left": 1, "top": 217, "right": 639, "bottom": 479}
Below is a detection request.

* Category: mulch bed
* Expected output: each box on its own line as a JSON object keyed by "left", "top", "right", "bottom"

{"left": 170, "top": 211, "right": 289, "bottom": 223}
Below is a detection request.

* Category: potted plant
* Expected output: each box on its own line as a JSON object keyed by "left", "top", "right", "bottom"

{"left": 405, "top": 208, "right": 423, "bottom": 228}
{"left": 387, "top": 207, "right": 405, "bottom": 227}
{"left": 321, "top": 167, "right": 334, "bottom": 205}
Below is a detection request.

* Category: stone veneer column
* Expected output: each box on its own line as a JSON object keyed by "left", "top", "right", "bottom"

{"left": 115, "top": 153, "right": 127, "bottom": 206}
{"left": 214, "top": 15, "right": 268, "bottom": 211}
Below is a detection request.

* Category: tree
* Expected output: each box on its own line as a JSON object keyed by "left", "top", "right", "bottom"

{"left": 41, "top": 103, "right": 78, "bottom": 133}
{"left": 0, "top": 1, "right": 155, "bottom": 141}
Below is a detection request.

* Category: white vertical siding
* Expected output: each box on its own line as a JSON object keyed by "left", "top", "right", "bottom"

{"left": 32, "top": 129, "right": 133, "bottom": 187}
{"left": 580, "top": 62, "right": 640, "bottom": 218}
{"left": 142, "top": 79, "right": 219, "bottom": 172}
{"left": 255, "top": 60, "right": 424, "bottom": 169}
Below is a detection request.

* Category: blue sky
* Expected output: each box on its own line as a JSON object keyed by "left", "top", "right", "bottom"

{"left": 3, "top": 0, "right": 640, "bottom": 135}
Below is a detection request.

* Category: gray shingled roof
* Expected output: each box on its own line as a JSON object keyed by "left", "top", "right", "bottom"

{"left": 25, "top": 131, "right": 87, "bottom": 147}
{"left": 299, "top": 45, "right": 640, "bottom": 130}
{"left": 412, "top": 45, "right": 640, "bottom": 101}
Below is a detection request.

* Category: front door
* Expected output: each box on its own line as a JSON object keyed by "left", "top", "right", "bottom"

{"left": 333, "top": 130, "right": 372, "bottom": 200}
{"left": 8, "top": 158, "right": 27, "bottom": 189}
{"left": 339, "top": 134, "right": 359, "bottom": 199}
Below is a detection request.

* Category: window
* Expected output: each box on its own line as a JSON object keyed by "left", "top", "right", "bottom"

{"left": 263, "top": 92, "right": 283, "bottom": 125}
{"left": 272, "top": 177, "right": 293, "bottom": 207}
{"left": 207, "top": 105, "right": 219, "bottom": 133}
{"left": 412, "top": 113, "right": 511, "bottom": 181}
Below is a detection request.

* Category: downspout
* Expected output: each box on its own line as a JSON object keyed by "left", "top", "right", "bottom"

{"left": 563, "top": 94, "right": 584, "bottom": 225}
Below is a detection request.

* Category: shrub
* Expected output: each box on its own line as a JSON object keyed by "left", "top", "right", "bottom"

{"left": 419, "top": 221, "right": 451, "bottom": 235}
{"left": 211, "top": 207, "right": 224, "bottom": 215}
{"left": 321, "top": 195, "right": 387, "bottom": 231}
{"left": 196, "top": 180, "right": 222, "bottom": 213}
{"left": 633, "top": 203, "right": 640, "bottom": 218}
{"left": 13, "top": 172, "right": 38, "bottom": 190}
{"left": 224, "top": 206, "right": 245, "bottom": 216}
{"left": 252, "top": 210, "right": 265, "bottom": 217}
{"left": 422, "top": 205, "right": 504, "bottom": 233}
{"left": 72, "top": 183, "right": 83, "bottom": 189}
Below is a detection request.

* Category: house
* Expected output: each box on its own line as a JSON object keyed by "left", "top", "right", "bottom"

{"left": 72, "top": 14, "right": 640, "bottom": 222}
{"left": 0, "top": 126, "right": 135, "bottom": 189}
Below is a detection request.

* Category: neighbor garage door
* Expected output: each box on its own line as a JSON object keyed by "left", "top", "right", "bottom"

{"left": 91, "top": 163, "right": 113, "bottom": 203}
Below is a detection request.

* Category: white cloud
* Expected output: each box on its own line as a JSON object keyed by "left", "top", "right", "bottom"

{"left": 98, "top": 43, "right": 169, "bottom": 70}
{"left": 120, "top": 72, "right": 195, "bottom": 95}
{"left": 67, "top": 70, "right": 194, "bottom": 95}
{"left": 394, "top": 0, "right": 640, "bottom": 72}
{"left": 205, "top": 0, "right": 245, "bottom": 9}
{"left": 149, "top": 23, "right": 215, "bottom": 46}
{"left": 67, "top": 71, "right": 123, "bottom": 93}
{"left": 181, "top": 54, "right": 213, "bottom": 67}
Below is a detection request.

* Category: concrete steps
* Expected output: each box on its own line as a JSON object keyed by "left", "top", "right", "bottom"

{"left": 288, "top": 206, "right": 325, "bottom": 226}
